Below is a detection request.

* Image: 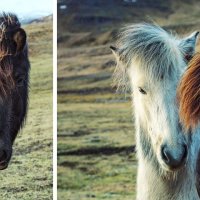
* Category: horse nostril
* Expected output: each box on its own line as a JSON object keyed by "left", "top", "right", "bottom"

{"left": 161, "top": 145, "right": 170, "bottom": 164}
{"left": 0, "top": 150, "right": 7, "bottom": 163}
{"left": 182, "top": 144, "right": 188, "bottom": 160}
{"left": 161, "top": 144, "right": 188, "bottom": 169}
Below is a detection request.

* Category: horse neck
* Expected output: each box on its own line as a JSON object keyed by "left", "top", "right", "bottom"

{"left": 135, "top": 123, "right": 200, "bottom": 200}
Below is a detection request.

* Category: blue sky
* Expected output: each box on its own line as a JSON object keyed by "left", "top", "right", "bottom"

{"left": 0, "top": 0, "right": 53, "bottom": 19}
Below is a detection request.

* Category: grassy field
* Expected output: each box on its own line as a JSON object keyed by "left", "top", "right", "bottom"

{"left": 58, "top": 2, "right": 200, "bottom": 199}
{"left": 57, "top": 40, "right": 137, "bottom": 200}
{"left": 57, "top": 28, "right": 137, "bottom": 199}
{"left": 0, "top": 18, "right": 53, "bottom": 199}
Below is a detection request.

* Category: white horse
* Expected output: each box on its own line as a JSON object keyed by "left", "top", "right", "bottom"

{"left": 111, "top": 23, "right": 200, "bottom": 200}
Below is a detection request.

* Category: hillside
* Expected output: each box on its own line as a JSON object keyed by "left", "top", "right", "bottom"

{"left": 58, "top": 0, "right": 170, "bottom": 32}
{"left": 58, "top": 0, "right": 200, "bottom": 47}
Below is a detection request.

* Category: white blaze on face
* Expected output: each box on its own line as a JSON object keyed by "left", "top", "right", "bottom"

{"left": 128, "top": 59, "right": 187, "bottom": 170}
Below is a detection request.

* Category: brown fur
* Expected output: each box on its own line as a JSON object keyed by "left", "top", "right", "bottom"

{"left": 177, "top": 53, "right": 200, "bottom": 130}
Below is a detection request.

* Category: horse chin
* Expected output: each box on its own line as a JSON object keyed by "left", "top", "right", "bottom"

{"left": 163, "top": 164, "right": 184, "bottom": 172}
{"left": 0, "top": 149, "right": 12, "bottom": 170}
{"left": 159, "top": 162, "right": 186, "bottom": 180}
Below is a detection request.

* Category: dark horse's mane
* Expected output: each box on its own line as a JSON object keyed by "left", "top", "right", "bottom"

{"left": 177, "top": 53, "right": 200, "bottom": 130}
{"left": 0, "top": 13, "right": 22, "bottom": 99}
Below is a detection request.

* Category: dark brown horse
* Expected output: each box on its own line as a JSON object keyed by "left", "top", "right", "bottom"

{"left": 0, "top": 13, "right": 30, "bottom": 170}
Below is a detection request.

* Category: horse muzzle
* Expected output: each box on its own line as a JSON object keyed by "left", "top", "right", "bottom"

{"left": 161, "top": 143, "right": 188, "bottom": 170}
{"left": 0, "top": 148, "right": 12, "bottom": 170}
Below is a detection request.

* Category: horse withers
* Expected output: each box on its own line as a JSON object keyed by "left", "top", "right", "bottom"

{"left": 0, "top": 13, "right": 30, "bottom": 170}
{"left": 111, "top": 24, "right": 200, "bottom": 199}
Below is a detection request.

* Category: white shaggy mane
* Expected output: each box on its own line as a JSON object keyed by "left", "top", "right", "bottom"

{"left": 113, "top": 23, "right": 183, "bottom": 91}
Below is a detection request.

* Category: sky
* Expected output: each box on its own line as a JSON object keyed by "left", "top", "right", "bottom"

{"left": 0, "top": 0, "right": 53, "bottom": 20}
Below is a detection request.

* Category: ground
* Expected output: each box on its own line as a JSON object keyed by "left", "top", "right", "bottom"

{"left": 57, "top": 44, "right": 136, "bottom": 199}
{"left": 0, "top": 18, "right": 53, "bottom": 199}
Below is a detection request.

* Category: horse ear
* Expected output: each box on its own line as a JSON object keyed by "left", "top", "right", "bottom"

{"left": 179, "top": 31, "right": 199, "bottom": 62}
{"left": 110, "top": 45, "right": 120, "bottom": 59}
{"left": 13, "top": 28, "right": 27, "bottom": 53}
{"left": 110, "top": 45, "right": 125, "bottom": 63}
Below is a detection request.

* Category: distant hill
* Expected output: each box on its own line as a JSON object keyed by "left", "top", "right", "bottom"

{"left": 21, "top": 14, "right": 53, "bottom": 25}
{"left": 58, "top": 0, "right": 169, "bottom": 32}
{"left": 57, "top": 0, "right": 200, "bottom": 47}
{"left": 58, "top": 0, "right": 200, "bottom": 32}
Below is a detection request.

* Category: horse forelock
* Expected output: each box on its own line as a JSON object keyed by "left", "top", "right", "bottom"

{"left": 0, "top": 12, "right": 21, "bottom": 53}
{"left": 178, "top": 53, "right": 200, "bottom": 130}
{"left": 0, "top": 13, "right": 20, "bottom": 32}
{"left": 0, "top": 60, "right": 14, "bottom": 99}
{"left": 0, "top": 13, "right": 21, "bottom": 99}
{"left": 113, "top": 23, "right": 183, "bottom": 91}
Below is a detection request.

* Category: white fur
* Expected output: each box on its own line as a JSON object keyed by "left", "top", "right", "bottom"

{"left": 112, "top": 23, "right": 200, "bottom": 199}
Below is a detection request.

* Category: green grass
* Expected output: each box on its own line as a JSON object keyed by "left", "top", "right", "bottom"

{"left": 0, "top": 20, "right": 53, "bottom": 199}
{"left": 58, "top": 154, "right": 137, "bottom": 200}
{"left": 58, "top": 55, "right": 137, "bottom": 200}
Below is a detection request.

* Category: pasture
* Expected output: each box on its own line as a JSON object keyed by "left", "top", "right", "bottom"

{"left": 58, "top": 1, "right": 200, "bottom": 199}
{"left": 0, "top": 17, "right": 53, "bottom": 199}
{"left": 58, "top": 45, "right": 136, "bottom": 200}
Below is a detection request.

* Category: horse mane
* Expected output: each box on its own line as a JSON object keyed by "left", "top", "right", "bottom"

{"left": 113, "top": 23, "right": 183, "bottom": 91}
{"left": 177, "top": 53, "right": 200, "bottom": 130}
{"left": 0, "top": 13, "right": 21, "bottom": 99}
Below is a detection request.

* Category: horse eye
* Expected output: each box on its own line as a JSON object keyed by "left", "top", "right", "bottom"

{"left": 138, "top": 87, "right": 147, "bottom": 95}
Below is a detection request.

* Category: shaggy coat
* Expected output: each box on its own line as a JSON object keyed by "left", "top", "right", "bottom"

{"left": 0, "top": 13, "right": 30, "bottom": 170}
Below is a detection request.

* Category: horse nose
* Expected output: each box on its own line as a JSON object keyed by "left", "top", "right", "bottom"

{"left": 161, "top": 144, "right": 187, "bottom": 169}
{"left": 0, "top": 149, "right": 10, "bottom": 170}
{"left": 0, "top": 150, "right": 8, "bottom": 162}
